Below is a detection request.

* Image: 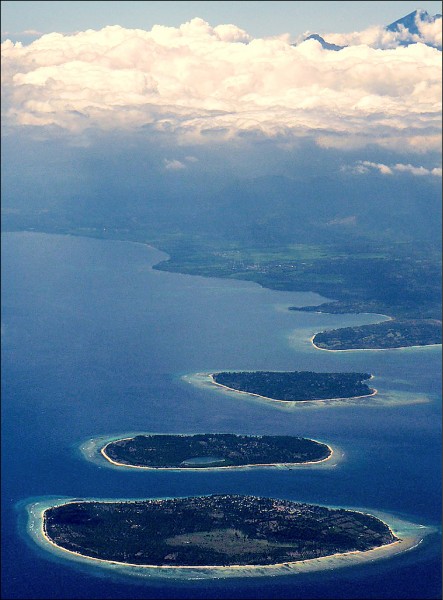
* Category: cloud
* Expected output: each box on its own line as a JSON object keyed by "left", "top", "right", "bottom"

{"left": 344, "top": 160, "right": 442, "bottom": 177}
{"left": 323, "top": 13, "right": 442, "bottom": 49}
{"left": 327, "top": 215, "right": 357, "bottom": 226}
{"left": 1, "top": 28, "right": 44, "bottom": 37}
{"left": 360, "top": 161, "right": 393, "bottom": 175}
{"left": 1, "top": 18, "right": 441, "bottom": 151}
{"left": 392, "top": 163, "right": 442, "bottom": 177}
{"left": 301, "top": 26, "right": 395, "bottom": 50}
{"left": 418, "top": 18, "right": 442, "bottom": 49}
{"left": 163, "top": 155, "right": 198, "bottom": 170}
{"left": 163, "top": 158, "right": 186, "bottom": 170}
{"left": 21, "top": 29, "right": 44, "bottom": 36}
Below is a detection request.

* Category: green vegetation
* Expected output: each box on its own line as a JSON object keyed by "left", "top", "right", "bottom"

{"left": 149, "top": 237, "right": 440, "bottom": 351}
{"left": 313, "top": 319, "right": 442, "bottom": 350}
{"left": 145, "top": 236, "right": 441, "bottom": 319}
{"left": 148, "top": 237, "right": 441, "bottom": 351}
{"left": 212, "top": 371, "right": 374, "bottom": 401}
{"left": 3, "top": 217, "right": 440, "bottom": 349}
{"left": 44, "top": 495, "right": 397, "bottom": 566}
{"left": 103, "top": 433, "right": 331, "bottom": 468}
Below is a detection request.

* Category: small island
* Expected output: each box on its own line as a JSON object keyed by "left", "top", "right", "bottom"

{"left": 312, "top": 319, "right": 442, "bottom": 351}
{"left": 211, "top": 371, "right": 375, "bottom": 402}
{"left": 43, "top": 495, "right": 398, "bottom": 567}
{"left": 101, "top": 433, "right": 331, "bottom": 469}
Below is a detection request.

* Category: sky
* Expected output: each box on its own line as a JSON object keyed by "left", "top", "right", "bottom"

{"left": 1, "top": 1, "right": 441, "bottom": 219}
{"left": 1, "top": 1, "right": 442, "bottom": 42}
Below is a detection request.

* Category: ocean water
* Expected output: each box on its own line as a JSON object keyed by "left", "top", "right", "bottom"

{"left": 1, "top": 232, "right": 441, "bottom": 599}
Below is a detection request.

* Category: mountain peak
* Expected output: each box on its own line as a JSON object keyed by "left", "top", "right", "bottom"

{"left": 386, "top": 9, "right": 440, "bottom": 36}
{"left": 304, "top": 34, "right": 345, "bottom": 51}
{"left": 385, "top": 9, "right": 442, "bottom": 50}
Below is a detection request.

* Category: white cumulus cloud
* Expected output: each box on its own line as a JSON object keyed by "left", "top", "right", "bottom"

{"left": 163, "top": 155, "right": 199, "bottom": 170}
{"left": 163, "top": 158, "right": 186, "bottom": 170}
{"left": 1, "top": 18, "right": 441, "bottom": 151}
{"left": 323, "top": 12, "right": 442, "bottom": 49}
{"left": 344, "top": 160, "right": 442, "bottom": 176}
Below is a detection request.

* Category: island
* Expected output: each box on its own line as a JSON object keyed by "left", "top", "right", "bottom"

{"left": 211, "top": 371, "right": 375, "bottom": 402}
{"left": 311, "top": 319, "right": 442, "bottom": 351}
{"left": 101, "top": 433, "right": 332, "bottom": 469}
{"left": 43, "top": 495, "right": 398, "bottom": 567}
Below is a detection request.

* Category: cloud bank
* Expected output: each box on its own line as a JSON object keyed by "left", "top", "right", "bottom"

{"left": 345, "top": 160, "right": 442, "bottom": 177}
{"left": 1, "top": 18, "right": 441, "bottom": 151}
{"left": 323, "top": 12, "right": 442, "bottom": 50}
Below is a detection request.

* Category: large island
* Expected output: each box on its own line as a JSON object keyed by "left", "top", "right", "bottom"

{"left": 210, "top": 371, "right": 375, "bottom": 402}
{"left": 101, "top": 433, "right": 331, "bottom": 469}
{"left": 43, "top": 495, "right": 398, "bottom": 567}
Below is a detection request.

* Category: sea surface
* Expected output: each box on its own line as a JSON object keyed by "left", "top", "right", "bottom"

{"left": 1, "top": 231, "right": 441, "bottom": 600}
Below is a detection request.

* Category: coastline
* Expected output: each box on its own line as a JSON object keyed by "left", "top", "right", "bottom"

{"left": 81, "top": 434, "right": 337, "bottom": 471}
{"left": 9, "top": 232, "right": 440, "bottom": 588}
{"left": 7, "top": 231, "right": 440, "bottom": 356}
{"left": 26, "top": 497, "right": 434, "bottom": 580}
{"left": 296, "top": 310, "right": 394, "bottom": 322}
{"left": 185, "top": 372, "right": 431, "bottom": 409}
{"left": 208, "top": 373, "right": 378, "bottom": 404}
{"left": 310, "top": 335, "right": 442, "bottom": 353}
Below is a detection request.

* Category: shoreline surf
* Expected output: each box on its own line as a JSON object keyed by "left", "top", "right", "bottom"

{"left": 80, "top": 434, "right": 339, "bottom": 471}
{"left": 310, "top": 335, "right": 442, "bottom": 353}
{"left": 25, "top": 497, "right": 434, "bottom": 580}
{"left": 208, "top": 373, "right": 378, "bottom": 404}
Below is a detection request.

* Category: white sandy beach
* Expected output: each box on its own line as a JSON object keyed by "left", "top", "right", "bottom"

{"left": 26, "top": 497, "right": 434, "bottom": 580}
{"left": 185, "top": 371, "right": 431, "bottom": 409}
{"left": 310, "top": 334, "right": 442, "bottom": 353}
{"left": 93, "top": 435, "right": 337, "bottom": 471}
{"left": 208, "top": 373, "right": 378, "bottom": 404}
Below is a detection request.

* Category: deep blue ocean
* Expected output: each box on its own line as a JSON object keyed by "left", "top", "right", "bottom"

{"left": 1, "top": 232, "right": 441, "bottom": 599}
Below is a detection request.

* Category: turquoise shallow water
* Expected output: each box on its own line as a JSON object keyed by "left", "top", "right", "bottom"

{"left": 1, "top": 232, "right": 441, "bottom": 599}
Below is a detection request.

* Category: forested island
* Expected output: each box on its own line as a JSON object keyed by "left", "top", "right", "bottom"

{"left": 43, "top": 495, "right": 398, "bottom": 567}
{"left": 311, "top": 319, "right": 442, "bottom": 351}
{"left": 211, "top": 371, "right": 374, "bottom": 402}
{"left": 102, "top": 433, "right": 331, "bottom": 468}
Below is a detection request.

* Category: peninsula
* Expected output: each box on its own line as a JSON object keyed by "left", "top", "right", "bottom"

{"left": 5, "top": 224, "right": 440, "bottom": 352}
{"left": 101, "top": 433, "right": 331, "bottom": 469}
{"left": 43, "top": 495, "right": 398, "bottom": 567}
{"left": 211, "top": 371, "right": 375, "bottom": 402}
